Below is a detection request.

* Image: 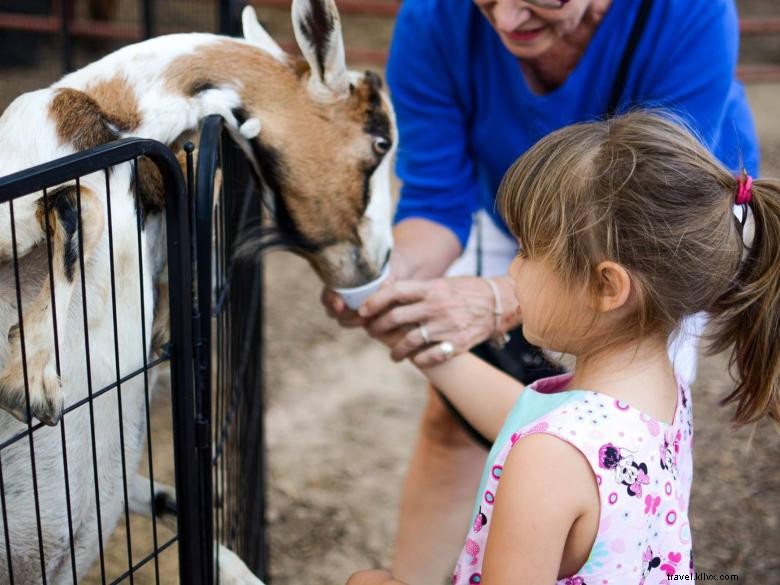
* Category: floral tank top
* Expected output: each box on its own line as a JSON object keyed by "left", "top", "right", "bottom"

{"left": 452, "top": 374, "right": 694, "bottom": 585}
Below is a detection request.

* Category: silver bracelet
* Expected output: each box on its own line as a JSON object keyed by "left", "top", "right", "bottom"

{"left": 483, "top": 277, "right": 511, "bottom": 349}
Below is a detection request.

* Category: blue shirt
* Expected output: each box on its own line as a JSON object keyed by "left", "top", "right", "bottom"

{"left": 387, "top": 0, "right": 760, "bottom": 248}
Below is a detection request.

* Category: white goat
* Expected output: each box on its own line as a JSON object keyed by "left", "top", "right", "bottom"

{"left": 0, "top": 0, "right": 396, "bottom": 582}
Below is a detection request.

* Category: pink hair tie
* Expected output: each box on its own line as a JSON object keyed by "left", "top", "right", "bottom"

{"left": 736, "top": 173, "right": 753, "bottom": 205}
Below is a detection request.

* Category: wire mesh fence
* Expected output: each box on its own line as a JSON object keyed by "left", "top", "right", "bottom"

{"left": 0, "top": 123, "right": 265, "bottom": 584}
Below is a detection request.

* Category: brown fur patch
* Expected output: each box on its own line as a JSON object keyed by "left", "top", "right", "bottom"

{"left": 131, "top": 147, "right": 195, "bottom": 219}
{"left": 35, "top": 199, "right": 56, "bottom": 239}
{"left": 352, "top": 71, "right": 391, "bottom": 139}
{"left": 49, "top": 77, "right": 140, "bottom": 151}
{"left": 290, "top": 57, "right": 311, "bottom": 79}
{"left": 85, "top": 75, "right": 142, "bottom": 132}
{"left": 165, "top": 40, "right": 392, "bottom": 258}
{"left": 50, "top": 88, "right": 119, "bottom": 151}
{"left": 132, "top": 156, "right": 166, "bottom": 217}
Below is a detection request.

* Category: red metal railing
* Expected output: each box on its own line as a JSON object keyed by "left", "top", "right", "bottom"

{"left": 0, "top": 5, "right": 777, "bottom": 76}
{"left": 0, "top": 12, "right": 154, "bottom": 41}
{"left": 737, "top": 17, "right": 780, "bottom": 83}
{"left": 251, "top": 0, "right": 398, "bottom": 17}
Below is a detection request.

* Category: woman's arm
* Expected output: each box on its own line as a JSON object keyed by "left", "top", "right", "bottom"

{"left": 390, "top": 219, "right": 463, "bottom": 280}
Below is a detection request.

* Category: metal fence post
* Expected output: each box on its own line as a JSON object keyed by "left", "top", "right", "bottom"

{"left": 195, "top": 115, "right": 268, "bottom": 582}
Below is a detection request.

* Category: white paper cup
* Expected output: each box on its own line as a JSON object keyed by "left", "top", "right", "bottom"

{"left": 332, "top": 263, "right": 391, "bottom": 310}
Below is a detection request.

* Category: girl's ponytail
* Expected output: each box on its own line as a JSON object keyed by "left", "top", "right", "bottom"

{"left": 708, "top": 178, "right": 780, "bottom": 424}
{"left": 495, "top": 111, "right": 778, "bottom": 425}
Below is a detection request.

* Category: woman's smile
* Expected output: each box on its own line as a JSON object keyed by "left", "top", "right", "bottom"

{"left": 505, "top": 25, "right": 546, "bottom": 43}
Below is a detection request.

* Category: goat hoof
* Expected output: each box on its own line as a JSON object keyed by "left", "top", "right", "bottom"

{"left": 0, "top": 362, "right": 63, "bottom": 426}
{"left": 0, "top": 386, "right": 63, "bottom": 426}
{"left": 153, "top": 484, "right": 178, "bottom": 531}
{"left": 154, "top": 490, "right": 177, "bottom": 517}
{"left": 2, "top": 401, "right": 32, "bottom": 425}
{"left": 33, "top": 392, "right": 64, "bottom": 426}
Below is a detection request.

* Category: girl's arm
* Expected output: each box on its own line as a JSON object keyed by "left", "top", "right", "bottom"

{"left": 420, "top": 352, "right": 525, "bottom": 443}
{"left": 480, "top": 433, "right": 597, "bottom": 583}
{"left": 345, "top": 433, "right": 597, "bottom": 585}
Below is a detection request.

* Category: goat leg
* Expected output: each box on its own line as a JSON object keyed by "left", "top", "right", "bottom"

{"left": 215, "top": 544, "right": 265, "bottom": 585}
{"left": 129, "top": 476, "right": 263, "bottom": 584}
{"left": 128, "top": 473, "right": 178, "bottom": 531}
{"left": 0, "top": 185, "right": 104, "bottom": 425}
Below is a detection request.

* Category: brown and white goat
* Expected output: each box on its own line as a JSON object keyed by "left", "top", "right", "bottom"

{"left": 0, "top": 1, "right": 395, "bottom": 582}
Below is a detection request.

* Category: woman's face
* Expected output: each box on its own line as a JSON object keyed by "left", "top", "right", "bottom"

{"left": 473, "top": 0, "right": 593, "bottom": 58}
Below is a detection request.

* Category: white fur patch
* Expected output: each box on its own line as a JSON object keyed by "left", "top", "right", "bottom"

{"left": 241, "top": 5, "right": 287, "bottom": 62}
{"left": 215, "top": 544, "right": 265, "bottom": 585}
{"left": 359, "top": 85, "right": 397, "bottom": 272}
{"left": 239, "top": 117, "right": 262, "bottom": 139}
{"left": 198, "top": 87, "right": 243, "bottom": 129}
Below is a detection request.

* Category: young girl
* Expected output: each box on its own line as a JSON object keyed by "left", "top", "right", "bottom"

{"left": 346, "top": 111, "right": 780, "bottom": 585}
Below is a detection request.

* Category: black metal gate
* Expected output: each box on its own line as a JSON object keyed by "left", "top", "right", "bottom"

{"left": 0, "top": 121, "right": 266, "bottom": 584}
{"left": 194, "top": 116, "right": 268, "bottom": 583}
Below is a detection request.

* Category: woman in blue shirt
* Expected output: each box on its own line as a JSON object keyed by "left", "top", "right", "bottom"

{"left": 323, "top": 1, "right": 759, "bottom": 584}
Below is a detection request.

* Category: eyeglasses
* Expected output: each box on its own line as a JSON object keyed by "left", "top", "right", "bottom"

{"left": 475, "top": 0, "right": 570, "bottom": 11}
{"left": 525, "top": 0, "right": 570, "bottom": 8}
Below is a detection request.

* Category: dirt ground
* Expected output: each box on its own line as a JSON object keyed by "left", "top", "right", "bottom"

{"left": 259, "top": 80, "right": 780, "bottom": 582}
{"left": 247, "top": 4, "right": 780, "bottom": 583}
{"left": 2, "top": 1, "right": 779, "bottom": 584}
{"left": 91, "top": 86, "right": 780, "bottom": 585}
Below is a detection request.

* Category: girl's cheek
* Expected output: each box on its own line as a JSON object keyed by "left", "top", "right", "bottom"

{"left": 509, "top": 256, "right": 524, "bottom": 280}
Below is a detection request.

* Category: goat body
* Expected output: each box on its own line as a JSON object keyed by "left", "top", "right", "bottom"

{"left": 0, "top": 1, "right": 395, "bottom": 582}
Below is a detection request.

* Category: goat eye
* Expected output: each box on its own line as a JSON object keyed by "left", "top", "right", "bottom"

{"left": 372, "top": 137, "right": 391, "bottom": 156}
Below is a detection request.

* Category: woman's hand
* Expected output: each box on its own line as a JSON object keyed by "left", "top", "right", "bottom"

{"left": 319, "top": 248, "right": 411, "bottom": 330}
{"left": 358, "top": 276, "right": 497, "bottom": 367}
{"left": 320, "top": 287, "right": 368, "bottom": 329}
{"left": 319, "top": 265, "right": 402, "bottom": 330}
{"left": 319, "top": 219, "right": 463, "bottom": 333}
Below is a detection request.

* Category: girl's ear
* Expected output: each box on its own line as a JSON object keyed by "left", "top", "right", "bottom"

{"left": 594, "top": 261, "right": 631, "bottom": 313}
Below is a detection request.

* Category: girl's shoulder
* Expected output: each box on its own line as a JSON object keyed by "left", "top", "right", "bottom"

{"left": 504, "top": 377, "right": 694, "bottom": 500}
{"left": 513, "top": 381, "right": 693, "bottom": 459}
{"left": 498, "top": 387, "right": 695, "bottom": 582}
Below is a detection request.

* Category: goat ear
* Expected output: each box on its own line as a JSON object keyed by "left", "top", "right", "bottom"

{"left": 291, "top": 0, "right": 350, "bottom": 101}
{"left": 242, "top": 6, "right": 286, "bottom": 61}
